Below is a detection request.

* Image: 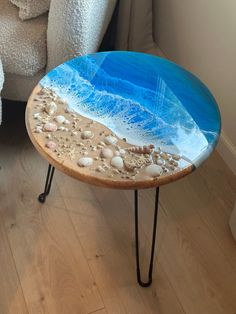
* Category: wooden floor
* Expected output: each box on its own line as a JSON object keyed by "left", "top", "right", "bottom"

{"left": 0, "top": 100, "right": 236, "bottom": 314}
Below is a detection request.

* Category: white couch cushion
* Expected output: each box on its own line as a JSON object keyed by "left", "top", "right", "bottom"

{"left": 0, "top": 0, "right": 47, "bottom": 76}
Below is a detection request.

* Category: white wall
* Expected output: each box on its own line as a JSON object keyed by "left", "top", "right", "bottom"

{"left": 154, "top": 0, "right": 236, "bottom": 174}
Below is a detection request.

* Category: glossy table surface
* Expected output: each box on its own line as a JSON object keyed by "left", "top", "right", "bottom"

{"left": 26, "top": 51, "right": 221, "bottom": 189}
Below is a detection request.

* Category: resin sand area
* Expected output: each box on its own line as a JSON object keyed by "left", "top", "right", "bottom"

{"left": 26, "top": 87, "right": 193, "bottom": 189}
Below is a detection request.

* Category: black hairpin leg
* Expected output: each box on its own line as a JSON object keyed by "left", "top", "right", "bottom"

{"left": 38, "top": 164, "right": 55, "bottom": 203}
{"left": 134, "top": 187, "right": 159, "bottom": 287}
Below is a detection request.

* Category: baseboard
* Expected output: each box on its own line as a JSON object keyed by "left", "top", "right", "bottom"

{"left": 217, "top": 130, "right": 236, "bottom": 176}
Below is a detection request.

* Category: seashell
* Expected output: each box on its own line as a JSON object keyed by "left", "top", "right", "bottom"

{"left": 98, "top": 141, "right": 106, "bottom": 147}
{"left": 43, "top": 123, "right": 57, "bottom": 132}
{"left": 124, "top": 160, "right": 136, "bottom": 171}
{"left": 101, "top": 148, "right": 113, "bottom": 159}
{"left": 77, "top": 157, "right": 93, "bottom": 167}
{"left": 172, "top": 154, "right": 180, "bottom": 161}
{"left": 127, "top": 144, "right": 154, "bottom": 154}
{"left": 111, "top": 156, "right": 124, "bottom": 169}
{"left": 119, "top": 149, "right": 126, "bottom": 156}
{"left": 96, "top": 166, "right": 105, "bottom": 173}
{"left": 112, "top": 168, "right": 120, "bottom": 174}
{"left": 64, "top": 119, "right": 70, "bottom": 124}
{"left": 104, "top": 135, "right": 118, "bottom": 146}
{"left": 58, "top": 126, "right": 65, "bottom": 131}
{"left": 55, "top": 115, "right": 66, "bottom": 124}
{"left": 45, "top": 141, "right": 57, "bottom": 150}
{"left": 156, "top": 159, "right": 164, "bottom": 166}
{"left": 145, "top": 164, "right": 163, "bottom": 177}
{"left": 160, "top": 153, "right": 169, "bottom": 160}
{"left": 45, "top": 102, "right": 57, "bottom": 115}
{"left": 34, "top": 126, "right": 42, "bottom": 133}
{"left": 81, "top": 130, "right": 94, "bottom": 139}
{"left": 33, "top": 113, "right": 41, "bottom": 119}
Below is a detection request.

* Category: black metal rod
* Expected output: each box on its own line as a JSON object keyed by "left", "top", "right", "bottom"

{"left": 134, "top": 187, "right": 159, "bottom": 287}
{"left": 38, "top": 164, "right": 55, "bottom": 203}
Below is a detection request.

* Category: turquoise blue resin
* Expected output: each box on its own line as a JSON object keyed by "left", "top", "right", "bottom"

{"left": 40, "top": 51, "right": 221, "bottom": 167}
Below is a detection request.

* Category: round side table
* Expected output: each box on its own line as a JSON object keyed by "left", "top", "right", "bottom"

{"left": 26, "top": 51, "right": 221, "bottom": 287}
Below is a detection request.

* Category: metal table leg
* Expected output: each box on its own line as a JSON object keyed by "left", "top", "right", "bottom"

{"left": 134, "top": 187, "right": 159, "bottom": 287}
{"left": 38, "top": 164, "right": 55, "bottom": 203}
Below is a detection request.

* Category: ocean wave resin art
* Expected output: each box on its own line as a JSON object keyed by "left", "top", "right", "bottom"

{"left": 40, "top": 51, "right": 221, "bottom": 168}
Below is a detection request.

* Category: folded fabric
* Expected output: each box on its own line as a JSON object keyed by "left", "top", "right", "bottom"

{"left": 10, "top": 0, "right": 50, "bottom": 20}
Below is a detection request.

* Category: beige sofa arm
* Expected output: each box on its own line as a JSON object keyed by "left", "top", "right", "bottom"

{"left": 46, "top": 0, "right": 116, "bottom": 72}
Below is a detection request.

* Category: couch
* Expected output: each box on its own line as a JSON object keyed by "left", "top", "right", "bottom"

{"left": 0, "top": 0, "right": 116, "bottom": 102}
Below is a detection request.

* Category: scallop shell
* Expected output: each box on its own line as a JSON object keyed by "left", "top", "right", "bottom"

{"left": 43, "top": 122, "right": 57, "bottom": 132}
{"left": 55, "top": 115, "right": 66, "bottom": 124}
{"left": 145, "top": 164, "right": 163, "bottom": 177}
{"left": 127, "top": 144, "right": 154, "bottom": 154}
{"left": 77, "top": 157, "right": 93, "bottom": 167}
{"left": 111, "top": 156, "right": 124, "bottom": 169}
{"left": 45, "top": 102, "right": 57, "bottom": 115}
{"left": 45, "top": 141, "right": 57, "bottom": 150}
{"left": 81, "top": 130, "right": 94, "bottom": 139}
{"left": 104, "top": 135, "right": 118, "bottom": 145}
{"left": 101, "top": 148, "right": 113, "bottom": 159}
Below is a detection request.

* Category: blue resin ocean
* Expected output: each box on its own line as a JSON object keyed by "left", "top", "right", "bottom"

{"left": 40, "top": 51, "right": 221, "bottom": 168}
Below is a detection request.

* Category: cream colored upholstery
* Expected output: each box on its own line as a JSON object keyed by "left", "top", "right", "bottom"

{"left": 1, "top": 0, "right": 117, "bottom": 101}
{"left": 0, "top": 0, "right": 47, "bottom": 76}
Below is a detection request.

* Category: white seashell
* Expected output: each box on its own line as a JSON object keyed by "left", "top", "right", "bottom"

{"left": 111, "top": 156, "right": 124, "bottom": 169}
{"left": 64, "top": 119, "right": 70, "bottom": 124}
{"left": 145, "top": 164, "right": 163, "bottom": 177}
{"left": 99, "top": 141, "right": 106, "bottom": 147}
{"left": 55, "top": 115, "right": 66, "bottom": 124}
{"left": 58, "top": 126, "right": 66, "bottom": 131}
{"left": 45, "top": 102, "right": 57, "bottom": 115}
{"left": 156, "top": 159, "right": 164, "bottom": 166}
{"left": 33, "top": 113, "right": 41, "bottom": 119}
{"left": 96, "top": 166, "right": 105, "bottom": 173}
{"left": 104, "top": 135, "right": 118, "bottom": 146}
{"left": 119, "top": 149, "right": 126, "bottom": 156}
{"left": 101, "top": 148, "right": 113, "bottom": 159}
{"left": 45, "top": 141, "right": 57, "bottom": 150}
{"left": 43, "top": 123, "right": 57, "bottom": 132}
{"left": 81, "top": 130, "right": 94, "bottom": 139}
{"left": 34, "top": 126, "right": 42, "bottom": 133}
{"left": 77, "top": 157, "right": 93, "bottom": 167}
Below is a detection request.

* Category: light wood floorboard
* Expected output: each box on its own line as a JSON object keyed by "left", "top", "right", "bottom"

{"left": 0, "top": 101, "right": 235, "bottom": 313}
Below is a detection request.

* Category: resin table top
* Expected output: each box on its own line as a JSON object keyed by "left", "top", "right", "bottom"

{"left": 26, "top": 51, "right": 221, "bottom": 189}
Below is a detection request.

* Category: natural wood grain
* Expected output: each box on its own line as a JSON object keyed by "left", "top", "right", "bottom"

{"left": 25, "top": 85, "right": 193, "bottom": 190}
{"left": 56, "top": 175, "right": 185, "bottom": 314}
{"left": 0, "top": 213, "right": 28, "bottom": 314}
{"left": 0, "top": 107, "right": 103, "bottom": 314}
